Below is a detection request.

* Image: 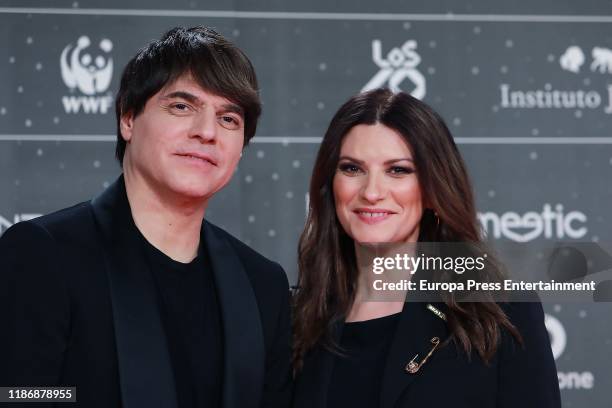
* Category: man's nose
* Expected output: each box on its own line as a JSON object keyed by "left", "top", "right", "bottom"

{"left": 190, "top": 111, "right": 217, "bottom": 143}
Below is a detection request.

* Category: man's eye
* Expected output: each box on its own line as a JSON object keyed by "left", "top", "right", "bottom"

{"left": 171, "top": 103, "right": 190, "bottom": 111}
{"left": 219, "top": 115, "right": 241, "bottom": 130}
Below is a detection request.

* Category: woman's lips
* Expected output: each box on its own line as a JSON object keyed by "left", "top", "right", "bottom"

{"left": 353, "top": 209, "right": 394, "bottom": 224}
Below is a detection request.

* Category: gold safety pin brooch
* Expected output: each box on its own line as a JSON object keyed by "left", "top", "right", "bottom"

{"left": 405, "top": 337, "right": 440, "bottom": 374}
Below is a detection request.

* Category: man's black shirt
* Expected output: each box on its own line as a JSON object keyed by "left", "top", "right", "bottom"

{"left": 141, "top": 235, "right": 223, "bottom": 408}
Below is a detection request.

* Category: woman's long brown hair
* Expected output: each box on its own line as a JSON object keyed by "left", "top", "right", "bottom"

{"left": 293, "top": 89, "right": 521, "bottom": 372}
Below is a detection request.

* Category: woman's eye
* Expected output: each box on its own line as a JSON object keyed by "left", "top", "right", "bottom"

{"left": 338, "top": 163, "right": 362, "bottom": 174}
{"left": 388, "top": 166, "right": 415, "bottom": 175}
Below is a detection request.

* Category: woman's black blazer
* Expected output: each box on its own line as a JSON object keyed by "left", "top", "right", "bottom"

{"left": 293, "top": 301, "right": 561, "bottom": 408}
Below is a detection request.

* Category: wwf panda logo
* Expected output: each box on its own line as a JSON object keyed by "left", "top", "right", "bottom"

{"left": 60, "top": 35, "right": 113, "bottom": 95}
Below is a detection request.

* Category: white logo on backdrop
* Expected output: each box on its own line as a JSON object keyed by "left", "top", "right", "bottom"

{"left": 501, "top": 43, "right": 612, "bottom": 114}
{"left": 478, "top": 204, "right": 587, "bottom": 243}
{"left": 60, "top": 36, "right": 114, "bottom": 114}
{"left": 546, "top": 312, "right": 596, "bottom": 390}
{"left": 559, "top": 45, "right": 612, "bottom": 74}
{"left": 362, "top": 39, "right": 426, "bottom": 99}
{"left": 559, "top": 46, "right": 585, "bottom": 73}
{"left": 545, "top": 313, "right": 567, "bottom": 360}
{"left": 591, "top": 47, "right": 612, "bottom": 74}
{"left": 61, "top": 36, "right": 113, "bottom": 95}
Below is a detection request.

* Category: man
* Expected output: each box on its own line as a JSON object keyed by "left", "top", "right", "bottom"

{"left": 0, "top": 26, "right": 292, "bottom": 408}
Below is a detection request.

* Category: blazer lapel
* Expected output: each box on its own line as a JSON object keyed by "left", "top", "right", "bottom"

{"left": 380, "top": 301, "right": 450, "bottom": 408}
{"left": 91, "top": 176, "right": 178, "bottom": 408}
{"left": 203, "top": 222, "right": 265, "bottom": 408}
{"left": 297, "top": 301, "right": 449, "bottom": 408}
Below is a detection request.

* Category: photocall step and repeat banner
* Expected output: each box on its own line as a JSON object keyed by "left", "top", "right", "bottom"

{"left": 1, "top": 0, "right": 611, "bottom": 405}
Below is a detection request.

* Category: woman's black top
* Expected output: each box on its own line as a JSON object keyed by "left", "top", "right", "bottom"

{"left": 327, "top": 313, "right": 401, "bottom": 408}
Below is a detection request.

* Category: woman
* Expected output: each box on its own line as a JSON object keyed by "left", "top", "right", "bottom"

{"left": 292, "top": 89, "right": 560, "bottom": 408}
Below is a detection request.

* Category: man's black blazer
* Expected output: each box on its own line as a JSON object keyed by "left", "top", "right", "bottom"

{"left": 0, "top": 177, "right": 292, "bottom": 408}
{"left": 293, "top": 301, "right": 561, "bottom": 408}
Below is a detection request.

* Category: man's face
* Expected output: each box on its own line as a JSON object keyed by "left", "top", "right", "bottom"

{"left": 120, "top": 75, "right": 245, "bottom": 202}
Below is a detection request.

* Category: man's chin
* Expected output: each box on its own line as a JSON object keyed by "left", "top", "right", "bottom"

{"left": 168, "top": 180, "right": 220, "bottom": 201}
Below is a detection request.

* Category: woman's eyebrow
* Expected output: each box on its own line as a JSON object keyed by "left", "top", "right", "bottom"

{"left": 338, "top": 156, "right": 414, "bottom": 164}
{"left": 384, "top": 158, "right": 414, "bottom": 164}
{"left": 338, "top": 155, "right": 363, "bottom": 164}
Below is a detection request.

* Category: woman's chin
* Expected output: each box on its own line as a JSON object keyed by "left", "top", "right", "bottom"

{"left": 353, "top": 235, "right": 396, "bottom": 245}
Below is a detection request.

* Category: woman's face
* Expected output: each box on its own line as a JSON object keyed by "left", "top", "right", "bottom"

{"left": 333, "top": 123, "right": 423, "bottom": 244}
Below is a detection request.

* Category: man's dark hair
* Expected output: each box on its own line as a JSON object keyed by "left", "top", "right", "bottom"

{"left": 114, "top": 26, "right": 261, "bottom": 166}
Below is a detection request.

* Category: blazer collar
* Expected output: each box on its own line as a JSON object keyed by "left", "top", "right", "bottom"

{"left": 297, "top": 299, "right": 449, "bottom": 408}
{"left": 379, "top": 300, "right": 450, "bottom": 408}
{"left": 91, "top": 176, "right": 265, "bottom": 408}
{"left": 91, "top": 175, "right": 178, "bottom": 408}
{"left": 202, "top": 221, "right": 265, "bottom": 408}
{"left": 377, "top": 260, "right": 453, "bottom": 408}
{"left": 296, "top": 302, "right": 449, "bottom": 408}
